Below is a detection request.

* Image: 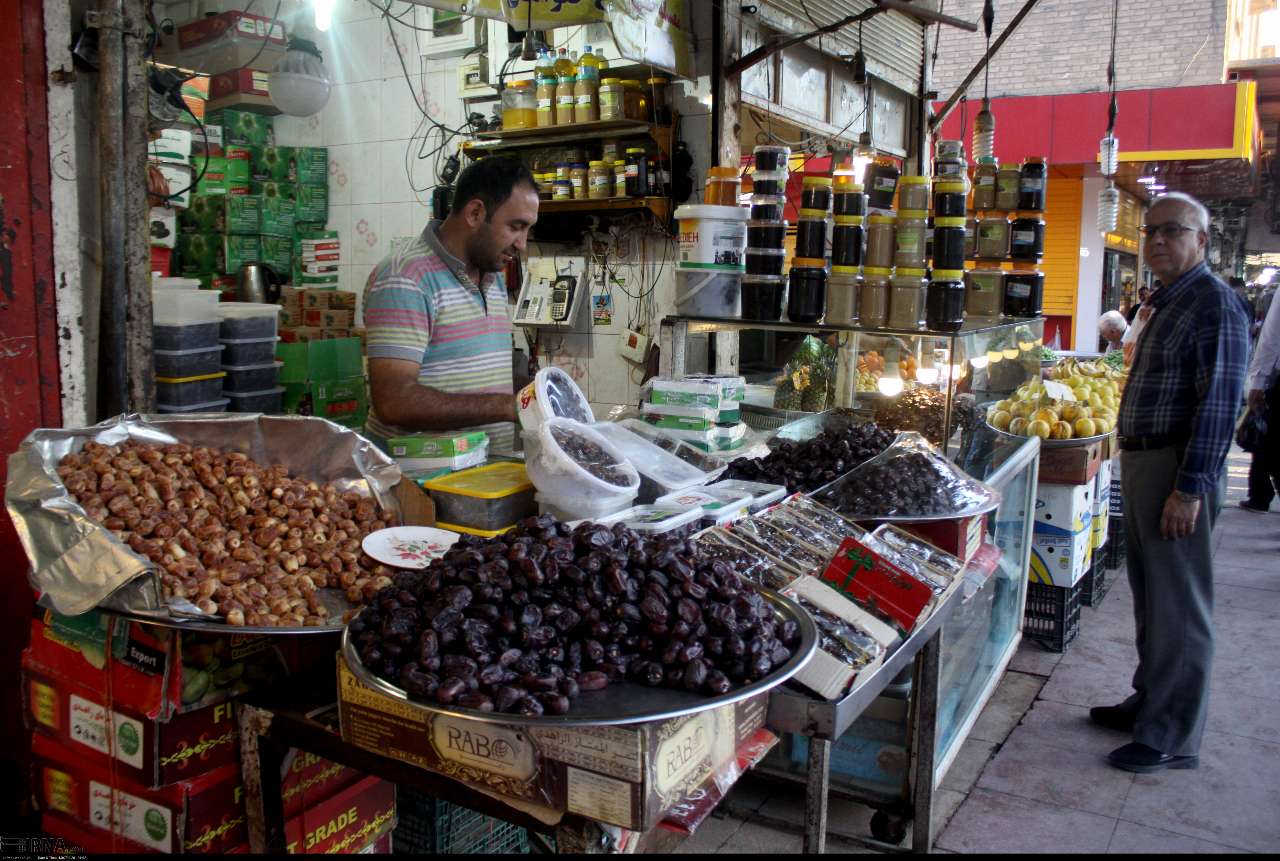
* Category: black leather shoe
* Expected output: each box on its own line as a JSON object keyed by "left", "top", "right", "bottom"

{"left": 1090, "top": 704, "right": 1137, "bottom": 732}
{"left": 1107, "top": 742, "right": 1199, "bottom": 774}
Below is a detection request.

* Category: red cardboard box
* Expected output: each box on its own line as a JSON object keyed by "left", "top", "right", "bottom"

{"left": 31, "top": 733, "right": 247, "bottom": 854}
{"left": 819, "top": 537, "right": 935, "bottom": 633}
{"left": 23, "top": 651, "right": 239, "bottom": 789}
{"left": 207, "top": 68, "right": 276, "bottom": 114}
{"left": 178, "top": 11, "right": 286, "bottom": 51}
{"left": 279, "top": 750, "right": 364, "bottom": 820}
{"left": 27, "top": 608, "right": 328, "bottom": 721}
{"left": 42, "top": 810, "right": 159, "bottom": 855}
{"left": 282, "top": 775, "right": 396, "bottom": 854}
{"left": 151, "top": 246, "right": 173, "bottom": 277}
{"left": 901, "top": 514, "right": 986, "bottom": 564}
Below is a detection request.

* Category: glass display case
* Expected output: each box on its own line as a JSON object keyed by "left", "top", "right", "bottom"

{"left": 659, "top": 317, "right": 1046, "bottom": 459}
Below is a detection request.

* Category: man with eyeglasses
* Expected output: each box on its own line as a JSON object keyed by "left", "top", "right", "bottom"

{"left": 1091, "top": 192, "right": 1251, "bottom": 774}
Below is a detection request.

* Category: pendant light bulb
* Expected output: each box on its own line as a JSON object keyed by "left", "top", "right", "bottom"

{"left": 1098, "top": 181, "right": 1120, "bottom": 234}
{"left": 878, "top": 349, "right": 904, "bottom": 396}
{"left": 1100, "top": 134, "right": 1120, "bottom": 177}
{"left": 269, "top": 37, "right": 332, "bottom": 117}
{"left": 973, "top": 98, "right": 996, "bottom": 161}
{"left": 314, "top": 0, "right": 335, "bottom": 32}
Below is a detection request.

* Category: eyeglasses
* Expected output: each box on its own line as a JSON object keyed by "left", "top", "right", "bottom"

{"left": 1142, "top": 222, "right": 1196, "bottom": 239}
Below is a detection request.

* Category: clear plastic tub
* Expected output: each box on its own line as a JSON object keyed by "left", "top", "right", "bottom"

{"left": 704, "top": 479, "right": 787, "bottom": 513}
{"left": 536, "top": 490, "right": 636, "bottom": 523}
{"left": 599, "top": 505, "right": 703, "bottom": 540}
{"left": 221, "top": 337, "right": 280, "bottom": 366}
{"left": 615, "top": 418, "right": 728, "bottom": 479}
{"left": 656, "top": 487, "right": 752, "bottom": 527}
{"left": 224, "top": 386, "right": 285, "bottom": 414}
{"left": 421, "top": 462, "right": 537, "bottom": 532}
{"left": 589, "top": 421, "right": 711, "bottom": 503}
{"left": 155, "top": 373, "right": 226, "bottom": 407}
{"left": 154, "top": 322, "right": 220, "bottom": 351}
{"left": 524, "top": 418, "right": 641, "bottom": 500}
{"left": 517, "top": 366, "right": 594, "bottom": 432}
{"left": 154, "top": 344, "right": 224, "bottom": 378}
{"left": 155, "top": 398, "right": 229, "bottom": 414}
{"left": 218, "top": 303, "right": 281, "bottom": 340}
{"left": 222, "top": 360, "right": 282, "bottom": 393}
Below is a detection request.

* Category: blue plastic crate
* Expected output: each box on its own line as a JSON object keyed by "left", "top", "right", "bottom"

{"left": 392, "top": 790, "right": 530, "bottom": 854}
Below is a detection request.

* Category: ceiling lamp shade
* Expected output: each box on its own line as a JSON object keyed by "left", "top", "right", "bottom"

{"left": 269, "top": 37, "right": 331, "bottom": 117}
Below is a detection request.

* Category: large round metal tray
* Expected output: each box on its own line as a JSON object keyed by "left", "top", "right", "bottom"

{"left": 983, "top": 417, "right": 1115, "bottom": 449}
{"left": 101, "top": 586, "right": 357, "bottom": 635}
{"left": 340, "top": 589, "right": 818, "bottom": 727}
{"left": 812, "top": 492, "right": 1002, "bottom": 524}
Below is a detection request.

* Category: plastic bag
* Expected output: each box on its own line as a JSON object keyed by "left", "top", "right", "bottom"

{"left": 1237, "top": 406, "right": 1268, "bottom": 454}
{"left": 871, "top": 524, "right": 964, "bottom": 580}
{"left": 616, "top": 418, "right": 728, "bottom": 478}
{"left": 695, "top": 527, "right": 799, "bottom": 590}
{"left": 728, "top": 517, "right": 829, "bottom": 574}
{"left": 526, "top": 417, "right": 640, "bottom": 498}
{"left": 811, "top": 432, "right": 1000, "bottom": 519}
{"left": 772, "top": 335, "right": 838, "bottom": 412}
{"left": 781, "top": 495, "right": 868, "bottom": 543}
{"left": 756, "top": 505, "right": 846, "bottom": 555}
{"left": 791, "top": 594, "right": 886, "bottom": 675}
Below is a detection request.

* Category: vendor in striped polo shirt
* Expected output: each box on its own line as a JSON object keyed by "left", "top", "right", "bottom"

{"left": 362, "top": 157, "right": 538, "bottom": 451}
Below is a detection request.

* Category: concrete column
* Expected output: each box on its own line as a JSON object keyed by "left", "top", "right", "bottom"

{"left": 1075, "top": 176, "right": 1107, "bottom": 352}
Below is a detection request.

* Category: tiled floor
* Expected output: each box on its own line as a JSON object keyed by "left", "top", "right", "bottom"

{"left": 686, "top": 448, "right": 1280, "bottom": 853}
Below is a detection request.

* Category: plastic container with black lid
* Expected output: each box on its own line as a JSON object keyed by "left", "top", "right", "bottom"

{"left": 787, "top": 259, "right": 827, "bottom": 324}
{"left": 794, "top": 213, "right": 828, "bottom": 260}
{"left": 741, "top": 274, "right": 785, "bottom": 321}
{"left": 831, "top": 216, "right": 864, "bottom": 268}
{"left": 221, "top": 337, "right": 281, "bottom": 367}
{"left": 218, "top": 303, "right": 280, "bottom": 340}
{"left": 833, "top": 183, "right": 867, "bottom": 216}
{"left": 222, "top": 360, "right": 282, "bottom": 393}
{"left": 750, "top": 195, "right": 786, "bottom": 222}
{"left": 753, "top": 145, "right": 791, "bottom": 172}
{"left": 155, "top": 373, "right": 227, "bottom": 407}
{"left": 750, "top": 170, "right": 787, "bottom": 197}
{"left": 225, "top": 386, "right": 286, "bottom": 414}
{"left": 745, "top": 247, "right": 786, "bottom": 276}
{"left": 800, "top": 176, "right": 833, "bottom": 211}
{"left": 747, "top": 219, "right": 788, "bottom": 249}
{"left": 156, "top": 397, "right": 229, "bottom": 415}
{"left": 154, "top": 344, "right": 224, "bottom": 378}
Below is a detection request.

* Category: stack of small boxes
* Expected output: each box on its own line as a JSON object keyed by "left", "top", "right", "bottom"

{"left": 277, "top": 336, "right": 368, "bottom": 430}
{"left": 219, "top": 303, "right": 284, "bottom": 413}
{"left": 147, "top": 127, "right": 192, "bottom": 278}
{"left": 640, "top": 375, "right": 748, "bottom": 453}
{"left": 279, "top": 286, "right": 363, "bottom": 348}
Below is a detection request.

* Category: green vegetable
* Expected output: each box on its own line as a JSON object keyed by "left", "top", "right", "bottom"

{"left": 1102, "top": 350, "right": 1126, "bottom": 370}
{"left": 1040, "top": 346, "right": 1059, "bottom": 362}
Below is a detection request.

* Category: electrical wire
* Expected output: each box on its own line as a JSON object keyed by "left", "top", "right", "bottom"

{"left": 158, "top": 98, "right": 211, "bottom": 203}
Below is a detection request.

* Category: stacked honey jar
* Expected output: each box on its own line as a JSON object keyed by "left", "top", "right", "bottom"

{"left": 968, "top": 153, "right": 1047, "bottom": 319}
{"left": 742, "top": 145, "right": 790, "bottom": 320}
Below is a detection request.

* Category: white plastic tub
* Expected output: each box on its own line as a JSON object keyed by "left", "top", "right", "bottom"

{"left": 656, "top": 487, "right": 753, "bottom": 528}
{"left": 536, "top": 490, "right": 635, "bottom": 523}
{"left": 675, "top": 204, "right": 748, "bottom": 270}
{"left": 704, "top": 479, "right": 788, "bottom": 514}
{"left": 598, "top": 505, "right": 704, "bottom": 540}
{"left": 524, "top": 418, "right": 641, "bottom": 501}
{"left": 588, "top": 421, "right": 710, "bottom": 503}
{"left": 675, "top": 268, "right": 742, "bottom": 317}
{"left": 517, "top": 366, "right": 594, "bottom": 432}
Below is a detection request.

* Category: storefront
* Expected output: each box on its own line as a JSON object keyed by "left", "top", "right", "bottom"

{"left": 0, "top": 0, "right": 1140, "bottom": 855}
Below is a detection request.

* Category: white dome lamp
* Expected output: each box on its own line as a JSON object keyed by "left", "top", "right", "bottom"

{"left": 269, "top": 36, "right": 332, "bottom": 117}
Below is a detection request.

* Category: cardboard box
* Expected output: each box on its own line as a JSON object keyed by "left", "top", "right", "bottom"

{"left": 321, "top": 310, "right": 354, "bottom": 330}
{"left": 1029, "top": 481, "right": 1094, "bottom": 587}
{"left": 251, "top": 146, "right": 295, "bottom": 183}
{"left": 280, "top": 307, "right": 304, "bottom": 328}
{"left": 281, "top": 327, "right": 326, "bottom": 344}
{"left": 282, "top": 775, "right": 395, "bottom": 854}
{"left": 177, "top": 233, "right": 219, "bottom": 275}
{"left": 42, "top": 809, "right": 159, "bottom": 854}
{"left": 259, "top": 235, "right": 292, "bottom": 275}
{"left": 207, "top": 68, "right": 275, "bottom": 113}
{"left": 148, "top": 129, "right": 192, "bottom": 164}
{"left": 337, "top": 656, "right": 767, "bottom": 832}
{"left": 151, "top": 246, "right": 173, "bottom": 277}
{"left": 180, "top": 195, "right": 225, "bottom": 234}
{"left": 279, "top": 750, "right": 364, "bottom": 821}
{"left": 223, "top": 235, "right": 262, "bottom": 274}
{"left": 155, "top": 163, "right": 193, "bottom": 209}
{"left": 174, "top": 14, "right": 286, "bottom": 75}
{"left": 194, "top": 157, "right": 228, "bottom": 195}
{"left": 298, "top": 262, "right": 340, "bottom": 278}
{"left": 304, "top": 289, "right": 356, "bottom": 310}
{"left": 818, "top": 537, "right": 936, "bottom": 634}
{"left": 23, "top": 652, "right": 239, "bottom": 789}
{"left": 280, "top": 286, "right": 306, "bottom": 310}
{"left": 310, "top": 377, "right": 368, "bottom": 428}
{"left": 250, "top": 180, "right": 296, "bottom": 200}
{"left": 1091, "top": 458, "right": 1112, "bottom": 551}
{"left": 209, "top": 110, "right": 275, "bottom": 148}
{"left": 260, "top": 194, "right": 296, "bottom": 237}
{"left": 1038, "top": 438, "right": 1107, "bottom": 485}
{"left": 191, "top": 124, "right": 224, "bottom": 159}
{"left": 224, "top": 146, "right": 254, "bottom": 184}
{"left": 295, "top": 184, "right": 329, "bottom": 224}
{"left": 901, "top": 514, "right": 985, "bottom": 564}
{"left": 387, "top": 431, "right": 489, "bottom": 460}
{"left": 25, "top": 608, "right": 314, "bottom": 721}
{"left": 31, "top": 732, "right": 247, "bottom": 853}
{"left": 149, "top": 207, "right": 177, "bottom": 249}
{"left": 293, "top": 148, "right": 328, "bottom": 186}
{"left": 277, "top": 338, "right": 363, "bottom": 383}
{"left": 782, "top": 575, "right": 900, "bottom": 700}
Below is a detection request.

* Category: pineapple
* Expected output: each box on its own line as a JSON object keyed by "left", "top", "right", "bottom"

{"left": 774, "top": 366, "right": 808, "bottom": 411}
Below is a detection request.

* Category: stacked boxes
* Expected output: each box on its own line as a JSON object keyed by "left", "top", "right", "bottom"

{"left": 294, "top": 229, "right": 341, "bottom": 287}
{"left": 27, "top": 608, "right": 395, "bottom": 854}
{"left": 148, "top": 129, "right": 193, "bottom": 262}
{"left": 280, "top": 287, "right": 360, "bottom": 344}
{"left": 277, "top": 337, "right": 368, "bottom": 429}
{"left": 1029, "top": 480, "right": 1094, "bottom": 588}
{"left": 640, "top": 375, "right": 748, "bottom": 452}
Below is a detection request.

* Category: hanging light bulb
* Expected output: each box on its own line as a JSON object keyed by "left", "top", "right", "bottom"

{"left": 973, "top": 98, "right": 996, "bottom": 161}
{"left": 314, "top": 0, "right": 335, "bottom": 33}
{"left": 1099, "top": 133, "right": 1120, "bottom": 177}
{"left": 1098, "top": 180, "right": 1120, "bottom": 234}
{"left": 853, "top": 131, "right": 876, "bottom": 185}
{"left": 878, "top": 348, "right": 905, "bottom": 396}
{"left": 269, "top": 37, "right": 332, "bottom": 117}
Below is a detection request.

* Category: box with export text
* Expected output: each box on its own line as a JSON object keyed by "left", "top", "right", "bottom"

{"left": 1091, "top": 458, "right": 1112, "bottom": 551}
{"left": 337, "top": 655, "right": 768, "bottom": 831}
{"left": 1029, "top": 481, "right": 1094, "bottom": 587}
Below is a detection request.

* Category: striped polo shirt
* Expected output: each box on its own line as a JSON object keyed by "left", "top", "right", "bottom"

{"left": 362, "top": 221, "right": 515, "bottom": 450}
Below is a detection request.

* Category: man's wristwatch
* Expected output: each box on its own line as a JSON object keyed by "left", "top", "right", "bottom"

{"left": 1173, "top": 490, "right": 1201, "bottom": 503}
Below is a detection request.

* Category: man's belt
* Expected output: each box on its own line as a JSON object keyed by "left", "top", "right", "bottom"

{"left": 1118, "top": 433, "right": 1189, "bottom": 451}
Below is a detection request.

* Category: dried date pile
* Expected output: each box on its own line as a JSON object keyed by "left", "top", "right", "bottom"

{"left": 874, "top": 389, "right": 976, "bottom": 447}
{"left": 814, "top": 451, "right": 970, "bottom": 517}
{"left": 723, "top": 422, "right": 894, "bottom": 493}
{"left": 57, "top": 440, "right": 397, "bottom": 627}
{"left": 549, "top": 424, "right": 632, "bottom": 486}
{"left": 349, "top": 514, "right": 802, "bottom": 717}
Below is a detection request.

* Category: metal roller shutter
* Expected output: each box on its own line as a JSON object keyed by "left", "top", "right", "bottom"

{"left": 1042, "top": 177, "right": 1083, "bottom": 319}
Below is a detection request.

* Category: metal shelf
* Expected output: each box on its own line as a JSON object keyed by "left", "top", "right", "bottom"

{"left": 662, "top": 314, "right": 1038, "bottom": 338}
{"left": 466, "top": 119, "right": 675, "bottom": 156}
{"left": 539, "top": 196, "right": 670, "bottom": 220}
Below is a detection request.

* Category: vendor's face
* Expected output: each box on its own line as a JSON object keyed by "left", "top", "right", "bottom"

{"left": 1143, "top": 199, "right": 1206, "bottom": 284}
{"left": 466, "top": 184, "right": 540, "bottom": 273}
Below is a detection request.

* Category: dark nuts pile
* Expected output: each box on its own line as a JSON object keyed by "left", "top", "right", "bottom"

{"left": 550, "top": 425, "right": 632, "bottom": 487}
{"left": 724, "top": 423, "right": 894, "bottom": 493}
{"left": 349, "top": 514, "right": 801, "bottom": 716}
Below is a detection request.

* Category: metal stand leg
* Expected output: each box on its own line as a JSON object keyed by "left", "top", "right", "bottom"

{"left": 238, "top": 703, "right": 289, "bottom": 854}
{"left": 911, "top": 634, "right": 942, "bottom": 853}
{"left": 804, "top": 737, "right": 832, "bottom": 854}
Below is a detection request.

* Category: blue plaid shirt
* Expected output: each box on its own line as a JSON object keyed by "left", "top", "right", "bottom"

{"left": 1118, "top": 261, "right": 1251, "bottom": 495}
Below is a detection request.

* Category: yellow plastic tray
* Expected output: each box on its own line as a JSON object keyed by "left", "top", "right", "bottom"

{"left": 436, "top": 521, "right": 516, "bottom": 539}
{"left": 421, "top": 461, "right": 532, "bottom": 499}
{"left": 155, "top": 371, "right": 226, "bottom": 384}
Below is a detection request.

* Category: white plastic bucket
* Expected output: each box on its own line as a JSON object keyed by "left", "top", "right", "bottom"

{"left": 675, "top": 268, "right": 742, "bottom": 317}
{"left": 674, "top": 204, "right": 748, "bottom": 270}
{"left": 524, "top": 418, "right": 641, "bottom": 500}
{"left": 517, "top": 367, "right": 594, "bottom": 433}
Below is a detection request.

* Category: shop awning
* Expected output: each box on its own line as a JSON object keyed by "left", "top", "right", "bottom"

{"left": 933, "top": 81, "right": 1261, "bottom": 200}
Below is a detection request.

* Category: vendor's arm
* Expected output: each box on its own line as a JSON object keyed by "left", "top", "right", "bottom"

{"left": 369, "top": 358, "right": 517, "bottom": 429}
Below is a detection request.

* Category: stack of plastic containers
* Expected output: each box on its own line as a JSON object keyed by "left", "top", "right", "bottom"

{"left": 827, "top": 176, "right": 867, "bottom": 325}
{"left": 743, "top": 145, "right": 789, "bottom": 320}
{"left": 787, "top": 174, "right": 833, "bottom": 324}
{"left": 153, "top": 282, "right": 227, "bottom": 414}
{"left": 928, "top": 154, "right": 968, "bottom": 331}
{"left": 218, "top": 303, "right": 284, "bottom": 413}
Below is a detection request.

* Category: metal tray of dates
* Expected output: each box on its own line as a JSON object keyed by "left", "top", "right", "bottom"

{"left": 340, "top": 589, "right": 818, "bottom": 727}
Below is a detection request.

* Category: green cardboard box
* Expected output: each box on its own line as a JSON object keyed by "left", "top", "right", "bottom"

{"left": 195, "top": 157, "right": 228, "bottom": 195}
{"left": 260, "top": 194, "right": 296, "bottom": 237}
{"left": 180, "top": 195, "right": 225, "bottom": 234}
{"left": 259, "top": 235, "right": 292, "bottom": 274}
{"left": 311, "top": 377, "right": 368, "bottom": 428}
{"left": 252, "top": 145, "right": 295, "bottom": 183}
{"left": 294, "top": 147, "right": 328, "bottom": 185}
{"left": 224, "top": 147, "right": 254, "bottom": 184}
{"left": 223, "top": 194, "right": 261, "bottom": 235}
{"left": 387, "top": 431, "right": 488, "bottom": 459}
{"left": 210, "top": 109, "right": 274, "bottom": 148}
{"left": 222, "top": 235, "right": 262, "bottom": 274}
{"left": 282, "top": 381, "right": 307, "bottom": 414}
{"left": 276, "top": 337, "right": 363, "bottom": 384}
{"left": 295, "top": 184, "right": 329, "bottom": 224}
{"left": 177, "top": 233, "right": 219, "bottom": 275}
{"left": 250, "top": 180, "right": 296, "bottom": 201}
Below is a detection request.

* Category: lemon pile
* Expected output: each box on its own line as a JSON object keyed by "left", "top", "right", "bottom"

{"left": 987, "top": 359, "right": 1124, "bottom": 441}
